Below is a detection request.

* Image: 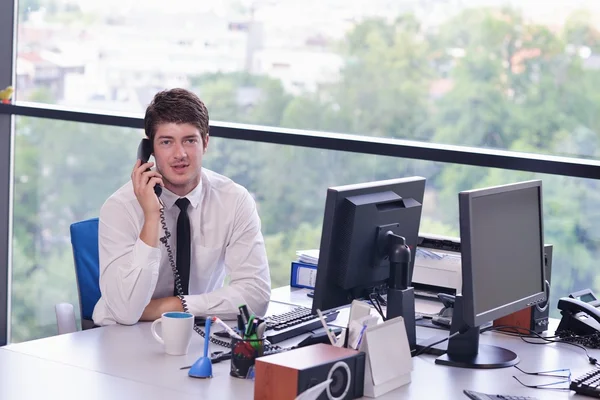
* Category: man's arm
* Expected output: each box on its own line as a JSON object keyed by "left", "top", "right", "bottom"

{"left": 94, "top": 199, "right": 162, "bottom": 325}
{"left": 140, "top": 296, "right": 183, "bottom": 321}
{"left": 93, "top": 161, "right": 165, "bottom": 325}
{"left": 182, "top": 190, "right": 271, "bottom": 320}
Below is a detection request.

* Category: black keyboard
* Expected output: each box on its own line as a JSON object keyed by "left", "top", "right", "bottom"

{"left": 463, "top": 389, "right": 538, "bottom": 400}
{"left": 570, "top": 368, "right": 600, "bottom": 398}
{"left": 264, "top": 306, "right": 339, "bottom": 344}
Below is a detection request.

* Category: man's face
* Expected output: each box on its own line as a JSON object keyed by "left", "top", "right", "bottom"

{"left": 153, "top": 122, "right": 208, "bottom": 196}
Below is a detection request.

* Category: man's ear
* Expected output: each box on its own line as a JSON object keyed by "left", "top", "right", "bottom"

{"left": 203, "top": 134, "right": 209, "bottom": 154}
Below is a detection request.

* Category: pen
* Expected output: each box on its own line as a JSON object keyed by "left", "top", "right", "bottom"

{"left": 356, "top": 324, "right": 368, "bottom": 349}
{"left": 211, "top": 317, "right": 243, "bottom": 340}
{"left": 316, "top": 309, "right": 337, "bottom": 345}
{"left": 239, "top": 305, "right": 250, "bottom": 324}
{"left": 237, "top": 314, "right": 245, "bottom": 333}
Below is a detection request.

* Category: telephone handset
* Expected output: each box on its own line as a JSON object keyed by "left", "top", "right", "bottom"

{"left": 136, "top": 138, "right": 162, "bottom": 197}
{"left": 556, "top": 297, "right": 600, "bottom": 336}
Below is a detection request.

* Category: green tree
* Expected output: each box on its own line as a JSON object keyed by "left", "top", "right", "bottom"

{"left": 429, "top": 7, "right": 600, "bottom": 308}
{"left": 11, "top": 114, "right": 141, "bottom": 342}
{"left": 330, "top": 15, "right": 433, "bottom": 141}
{"left": 564, "top": 10, "right": 600, "bottom": 53}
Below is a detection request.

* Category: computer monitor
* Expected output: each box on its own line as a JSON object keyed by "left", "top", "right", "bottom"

{"left": 436, "top": 180, "right": 547, "bottom": 369}
{"left": 311, "top": 177, "right": 426, "bottom": 346}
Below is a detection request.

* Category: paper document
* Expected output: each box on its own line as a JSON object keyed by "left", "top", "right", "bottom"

{"left": 296, "top": 267, "right": 317, "bottom": 288}
{"left": 416, "top": 248, "right": 460, "bottom": 264}
{"left": 296, "top": 249, "right": 319, "bottom": 265}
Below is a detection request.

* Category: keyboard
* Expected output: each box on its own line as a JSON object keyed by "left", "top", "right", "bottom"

{"left": 463, "top": 389, "right": 538, "bottom": 400}
{"left": 264, "top": 306, "right": 339, "bottom": 344}
{"left": 570, "top": 368, "right": 600, "bottom": 398}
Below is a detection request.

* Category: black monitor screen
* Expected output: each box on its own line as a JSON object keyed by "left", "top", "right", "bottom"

{"left": 312, "top": 177, "right": 426, "bottom": 313}
{"left": 460, "top": 180, "right": 546, "bottom": 326}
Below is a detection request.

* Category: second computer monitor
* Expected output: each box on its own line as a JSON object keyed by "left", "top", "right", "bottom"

{"left": 436, "top": 179, "right": 547, "bottom": 369}
{"left": 460, "top": 179, "right": 546, "bottom": 327}
{"left": 312, "top": 176, "right": 426, "bottom": 314}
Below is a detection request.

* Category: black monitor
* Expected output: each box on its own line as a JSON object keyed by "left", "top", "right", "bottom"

{"left": 312, "top": 177, "right": 426, "bottom": 347}
{"left": 436, "top": 180, "right": 547, "bottom": 369}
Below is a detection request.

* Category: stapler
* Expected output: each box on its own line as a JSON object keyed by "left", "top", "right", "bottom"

{"left": 296, "top": 327, "right": 343, "bottom": 348}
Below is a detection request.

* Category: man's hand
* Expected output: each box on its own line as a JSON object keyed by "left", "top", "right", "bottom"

{"left": 140, "top": 297, "right": 184, "bottom": 321}
{"left": 131, "top": 160, "right": 163, "bottom": 217}
{"left": 132, "top": 160, "right": 164, "bottom": 247}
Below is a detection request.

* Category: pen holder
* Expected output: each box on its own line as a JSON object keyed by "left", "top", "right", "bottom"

{"left": 230, "top": 337, "right": 264, "bottom": 379}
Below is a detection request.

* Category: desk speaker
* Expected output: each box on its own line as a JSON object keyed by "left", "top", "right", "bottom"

{"left": 494, "top": 244, "right": 553, "bottom": 333}
{"left": 254, "top": 344, "right": 365, "bottom": 400}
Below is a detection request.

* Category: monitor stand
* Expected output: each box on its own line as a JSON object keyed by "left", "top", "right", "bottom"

{"left": 435, "top": 295, "right": 519, "bottom": 369}
{"left": 383, "top": 234, "right": 418, "bottom": 351}
{"left": 387, "top": 285, "right": 416, "bottom": 350}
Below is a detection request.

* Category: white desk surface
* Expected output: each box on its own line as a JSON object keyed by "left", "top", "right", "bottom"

{"left": 2, "top": 288, "right": 597, "bottom": 399}
{"left": 0, "top": 349, "right": 200, "bottom": 400}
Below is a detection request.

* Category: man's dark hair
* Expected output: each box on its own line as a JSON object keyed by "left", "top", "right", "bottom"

{"left": 144, "top": 88, "right": 209, "bottom": 144}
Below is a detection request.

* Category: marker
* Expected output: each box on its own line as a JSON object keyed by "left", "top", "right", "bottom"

{"left": 211, "top": 317, "right": 243, "bottom": 340}
{"left": 239, "top": 304, "right": 250, "bottom": 321}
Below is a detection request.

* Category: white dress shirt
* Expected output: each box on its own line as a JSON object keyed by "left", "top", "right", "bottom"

{"left": 92, "top": 168, "right": 271, "bottom": 326}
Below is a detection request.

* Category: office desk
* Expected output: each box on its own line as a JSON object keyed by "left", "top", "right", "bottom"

{"left": 0, "top": 349, "right": 200, "bottom": 400}
{"left": 2, "top": 293, "right": 597, "bottom": 399}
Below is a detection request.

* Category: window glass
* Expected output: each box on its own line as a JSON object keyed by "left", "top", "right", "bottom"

{"left": 15, "top": 1, "right": 600, "bottom": 157}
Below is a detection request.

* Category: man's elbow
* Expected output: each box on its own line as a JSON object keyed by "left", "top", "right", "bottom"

{"left": 95, "top": 301, "right": 143, "bottom": 326}
{"left": 113, "top": 314, "right": 141, "bottom": 326}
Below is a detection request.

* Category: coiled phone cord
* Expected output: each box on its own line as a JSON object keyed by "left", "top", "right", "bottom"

{"left": 158, "top": 205, "right": 230, "bottom": 347}
{"left": 158, "top": 204, "right": 284, "bottom": 352}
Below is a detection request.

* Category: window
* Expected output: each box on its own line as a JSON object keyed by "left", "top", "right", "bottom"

{"left": 15, "top": 1, "right": 600, "bottom": 157}
{"left": 11, "top": 117, "right": 141, "bottom": 341}
{"left": 11, "top": 116, "right": 600, "bottom": 341}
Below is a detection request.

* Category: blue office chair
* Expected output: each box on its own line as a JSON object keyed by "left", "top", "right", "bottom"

{"left": 55, "top": 218, "right": 101, "bottom": 334}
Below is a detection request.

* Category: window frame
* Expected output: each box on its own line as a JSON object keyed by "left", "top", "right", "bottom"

{"left": 0, "top": 0, "right": 16, "bottom": 347}
{"left": 2, "top": 0, "right": 600, "bottom": 345}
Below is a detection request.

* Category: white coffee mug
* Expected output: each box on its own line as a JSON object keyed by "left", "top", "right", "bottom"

{"left": 151, "top": 311, "right": 194, "bottom": 356}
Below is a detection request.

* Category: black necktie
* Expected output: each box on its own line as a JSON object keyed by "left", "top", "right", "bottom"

{"left": 174, "top": 198, "right": 191, "bottom": 296}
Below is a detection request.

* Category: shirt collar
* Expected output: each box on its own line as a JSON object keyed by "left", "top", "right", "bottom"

{"left": 160, "top": 179, "right": 203, "bottom": 210}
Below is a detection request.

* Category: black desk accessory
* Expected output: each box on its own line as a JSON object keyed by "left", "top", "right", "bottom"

{"left": 556, "top": 296, "right": 600, "bottom": 337}
{"left": 384, "top": 233, "right": 417, "bottom": 351}
{"left": 296, "top": 327, "right": 343, "bottom": 348}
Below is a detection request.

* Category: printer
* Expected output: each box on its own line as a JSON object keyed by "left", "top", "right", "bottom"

{"left": 412, "top": 233, "right": 462, "bottom": 294}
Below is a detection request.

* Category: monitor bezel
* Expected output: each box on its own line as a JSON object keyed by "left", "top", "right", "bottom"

{"left": 459, "top": 179, "right": 547, "bottom": 327}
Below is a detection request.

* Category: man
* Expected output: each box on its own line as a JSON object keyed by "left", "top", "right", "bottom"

{"left": 92, "top": 88, "right": 271, "bottom": 325}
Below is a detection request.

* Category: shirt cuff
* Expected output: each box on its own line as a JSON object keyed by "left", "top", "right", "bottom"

{"left": 182, "top": 294, "right": 208, "bottom": 316}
